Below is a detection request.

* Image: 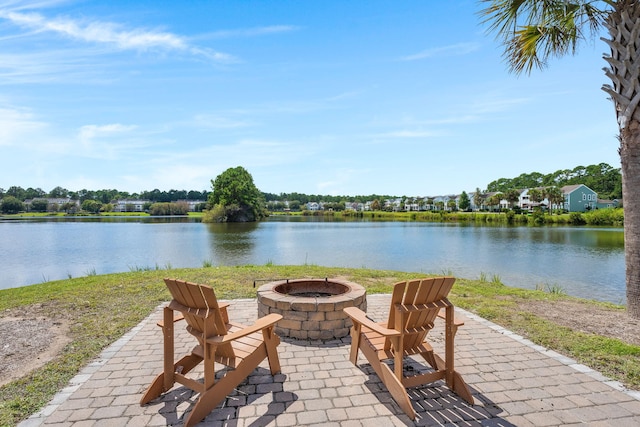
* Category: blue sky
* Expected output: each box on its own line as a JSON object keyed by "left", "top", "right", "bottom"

{"left": 0, "top": 0, "right": 620, "bottom": 197}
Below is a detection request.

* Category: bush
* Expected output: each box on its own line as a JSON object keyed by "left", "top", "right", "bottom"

{"left": 149, "top": 202, "right": 189, "bottom": 216}
{"left": 506, "top": 210, "right": 515, "bottom": 224}
{"left": 29, "top": 199, "right": 49, "bottom": 212}
{"left": 202, "top": 204, "right": 227, "bottom": 222}
{"left": 568, "top": 212, "right": 586, "bottom": 225}
{"left": 1, "top": 196, "right": 24, "bottom": 214}
{"left": 584, "top": 208, "right": 624, "bottom": 226}
{"left": 529, "top": 210, "right": 546, "bottom": 225}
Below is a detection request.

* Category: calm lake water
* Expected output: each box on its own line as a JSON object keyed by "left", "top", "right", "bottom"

{"left": 0, "top": 216, "right": 625, "bottom": 304}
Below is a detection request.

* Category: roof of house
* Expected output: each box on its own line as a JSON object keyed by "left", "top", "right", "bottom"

{"left": 561, "top": 184, "right": 592, "bottom": 193}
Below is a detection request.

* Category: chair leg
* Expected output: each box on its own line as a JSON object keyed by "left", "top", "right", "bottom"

{"left": 452, "top": 371, "right": 474, "bottom": 405}
{"left": 140, "top": 373, "right": 165, "bottom": 405}
{"left": 183, "top": 346, "right": 269, "bottom": 427}
{"left": 140, "top": 353, "right": 203, "bottom": 405}
{"left": 359, "top": 337, "right": 416, "bottom": 420}
{"left": 348, "top": 324, "right": 362, "bottom": 365}
{"left": 379, "top": 361, "right": 416, "bottom": 420}
{"left": 262, "top": 327, "right": 281, "bottom": 375}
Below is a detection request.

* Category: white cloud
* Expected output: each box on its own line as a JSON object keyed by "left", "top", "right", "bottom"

{"left": 401, "top": 42, "right": 480, "bottom": 61}
{"left": 201, "top": 25, "right": 300, "bottom": 40}
{"left": 0, "top": 8, "right": 236, "bottom": 62}
{"left": 0, "top": 106, "right": 47, "bottom": 145}
{"left": 374, "top": 130, "right": 442, "bottom": 138}
{"left": 78, "top": 123, "right": 136, "bottom": 140}
{"left": 77, "top": 123, "right": 139, "bottom": 159}
{"left": 191, "top": 114, "right": 253, "bottom": 129}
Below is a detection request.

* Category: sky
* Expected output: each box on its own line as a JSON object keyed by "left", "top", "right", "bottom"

{"left": 0, "top": 0, "right": 621, "bottom": 198}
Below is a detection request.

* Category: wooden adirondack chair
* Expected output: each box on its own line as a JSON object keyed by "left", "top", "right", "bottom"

{"left": 343, "top": 277, "right": 473, "bottom": 420}
{"left": 141, "top": 278, "right": 283, "bottom": 427}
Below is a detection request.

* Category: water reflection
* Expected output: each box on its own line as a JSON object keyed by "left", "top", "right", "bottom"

{"left": 206, "top": 222, "right": 259, "bottom": 265}
{"left": 0, "top": 217, "right": 625, "bottom": 304}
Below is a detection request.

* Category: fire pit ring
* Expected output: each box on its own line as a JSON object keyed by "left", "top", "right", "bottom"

{"left": 257, "top": 278, "right": 367, "bottom": 341}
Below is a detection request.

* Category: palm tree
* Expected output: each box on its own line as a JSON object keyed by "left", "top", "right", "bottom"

{"left": 505, "top": 189, "right": 521, "bottom": 210}
{"left": 487, "top": 193, "right": 503, "bottom": 212}
{"left": 480, "top": 1, "right": 640, "bottom": 318}
{"left": 473, "top": 187, "right": 485, "bottom": 211}
{"left": 543, "top": 186, "right": 565, "bottom": 214}
{"left": 528, "top": 188, "right": 543, "bottom": 211}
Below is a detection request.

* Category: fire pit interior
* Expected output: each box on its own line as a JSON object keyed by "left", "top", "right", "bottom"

{"left": 257, "top": 278, "right": 366, "bottom": 341}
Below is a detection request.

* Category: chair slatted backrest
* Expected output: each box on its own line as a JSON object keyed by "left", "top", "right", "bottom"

{"left": 386, "top": 277, "right": 456, "bottom": 351}
{"left": 164, "top": 278, "right": 234, "bottom": 357}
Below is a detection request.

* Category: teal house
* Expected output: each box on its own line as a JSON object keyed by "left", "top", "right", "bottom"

{"left": 561, "top": 184, "right": 597, "bottom": 212}
{"left": 596, "top": 198, "right": 620, "bottom": 209}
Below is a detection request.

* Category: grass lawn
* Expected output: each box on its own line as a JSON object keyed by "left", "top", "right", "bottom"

{"left": 0, "top": 265, "right": 638, "bottom": 426}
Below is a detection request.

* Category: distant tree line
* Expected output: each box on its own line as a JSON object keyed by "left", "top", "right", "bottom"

{"left": 0, "top": 162, "right": 622, "bottom": 216}
{"left": 0, "top": 186, "right": 209, "bottom": 203}
{"left": 486, "top": 163, "right": 622, "bottom": 200}
{"left": 262, "top": 192, "right": 394, "bottom": 205}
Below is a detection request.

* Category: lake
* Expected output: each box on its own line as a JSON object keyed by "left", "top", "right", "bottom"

{"left": 0, "top": 216, "right": 625, "bottom": 304}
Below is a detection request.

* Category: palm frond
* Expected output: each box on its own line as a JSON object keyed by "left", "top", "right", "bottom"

{"left": 479, "top": 0, "right": 607, "bottom": 74}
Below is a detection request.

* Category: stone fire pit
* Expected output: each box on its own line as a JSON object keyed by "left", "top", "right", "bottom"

{"left": 257, "top": 278, "right": 366, "bottom": 340}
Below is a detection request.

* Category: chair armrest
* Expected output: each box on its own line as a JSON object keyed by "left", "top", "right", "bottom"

{"left": 343, "top": 307, "right": 400, "bottom": 337}
{"left": 207, "top": 313, "right": 283, "bottom": 344}
{"left": 157, "top": 313, "right": 185, "bottom": 328}
{"left": 437, "top": 308, "right": 465, "bottom": 327}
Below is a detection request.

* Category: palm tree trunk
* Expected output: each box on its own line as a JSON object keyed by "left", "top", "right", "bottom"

{"left": 621, "top": 124, "right": 640, "bottom": 318}
{"left": 602, "top": 1, "right": 640, "bottom": 318}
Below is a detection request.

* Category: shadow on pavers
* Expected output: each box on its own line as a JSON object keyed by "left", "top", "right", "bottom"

{"left": 359, "top": 359, "right": 514, "bottom": 426}
{"left": 280, "top": 335, "right": 351, "bottom": 348}
{"left": 148, "top": 367, "right": 296, "bottom": 426}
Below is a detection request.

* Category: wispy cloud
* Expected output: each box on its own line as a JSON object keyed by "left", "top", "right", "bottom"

{"left": 77, "top": 123, "right": 140, "bottom": 159}
{"left": 0, "top": 50, "right": 108, "bottom": 84}
{"left": 79, "top": 123, "right": 137, "bottom": 141}
{"left": 0, "top": 8, "right": 236, "bottom": 62}
{"left": 0, "top": 106, "right": 47, "bottom": 145}
{"left": 401, "top": 42, "right": 480, "bottom": 61}
{"left": 200, "top": 25, "right": 300, "bottom": 40}
{"left": 374, "top": 130, "right": 442, "bottom": 138}
{"left": 191, "top": 114, "right": 254, "bottom": 130}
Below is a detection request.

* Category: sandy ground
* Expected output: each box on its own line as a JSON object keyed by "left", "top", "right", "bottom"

{"left": 0, "top": 306, "right": 70, "bottom": 387}
{"left": 518, "top": 299, "right": 640, "bottom": 346}
{"left": 1, "top": 299, "right": 639, "bottom": 387}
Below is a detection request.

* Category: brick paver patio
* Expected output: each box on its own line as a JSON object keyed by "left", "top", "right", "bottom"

{"left": 19, "top": 294, "right": 640, "bottom": 426}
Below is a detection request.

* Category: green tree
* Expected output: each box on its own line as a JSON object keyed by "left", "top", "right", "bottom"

{"left": 60, "top": 201, "right": 78, "bottom": 214}
{"left": 528, "top": 188, "right": 543, "bottom": 211}
{"left": 25, "top": 187, "right": 46, "bottom": 200}
{"left": 473, "top": 188, "right": 485, "bottom": 211}
{"left": 487, "top": 193, "right": 503, "bottom": 212}
{"left": 426, "top": 197, "right": 435, "bottom": 211}
{"left": 81, "top": 199, "right": 102, "bottom": 214}
{"left": 288, "top": 200, "right": 301, "bottom": 211}
{"left": 1, "top": 196, "right": 24, "bottom": 214}
{"left": 544, "top": 186, "right": 565, "bottom": 214}
{"left": 205, "top": 166, "right": 265, "bottom": 222}
{"left": 480, "top": 0, "right": 640, "bottom": 318}
{"left": 6, "top": 186, "right": 26, "bottom": 201}
{"left": 149, "top": 202, "right": 189, "bottom": 216}
{"left": 29, "top": 199, "right": 49, "bottom": 213}
{"left": 459, "top": 191, "right": 471, "bottom": 211}
{"left": 504, "top": 189, "right": 521, "bottom": 210}
{"left": 48, "top": 186, "right": 69, "bottom": 198}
